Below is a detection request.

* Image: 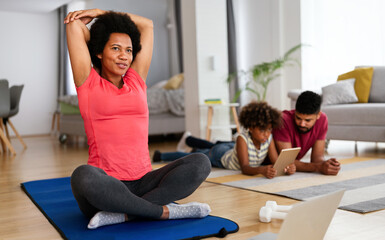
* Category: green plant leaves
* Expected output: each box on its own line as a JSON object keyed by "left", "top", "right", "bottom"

{"left": 228, "top": 43, "right": 303, "bottom": 102}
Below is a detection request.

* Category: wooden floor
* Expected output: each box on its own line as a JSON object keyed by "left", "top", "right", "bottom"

{"left": 1, "top": 135, "right": 385, "bottom": 240}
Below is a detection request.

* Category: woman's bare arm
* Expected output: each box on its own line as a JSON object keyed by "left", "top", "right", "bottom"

{"left": 125, "top": 13, "right": 154, "bottom": 82}
{"left": 64, "top": 9, "right": 105, "bottom": 87}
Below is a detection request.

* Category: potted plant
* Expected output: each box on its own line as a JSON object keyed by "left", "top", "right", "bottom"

{"left": 228, "top": 44, "right": 303, "bottom": 102}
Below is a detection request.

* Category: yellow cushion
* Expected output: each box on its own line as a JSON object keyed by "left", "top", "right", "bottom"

{"left": 337, "top": 67, "right": 373, "bottom": 103}
{"left": 163, "top": 73, "right": 184, "bottom": 90}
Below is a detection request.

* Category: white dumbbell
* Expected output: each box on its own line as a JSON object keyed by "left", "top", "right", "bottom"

{"left": 265, "top": 201, "right": 292, "bottom": 212}
{"left": 259, "top": 206, "right": 287, "bottom": 223}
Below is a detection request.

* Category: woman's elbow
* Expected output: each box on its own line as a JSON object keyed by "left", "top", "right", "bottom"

{"left": 145, "top": 19, "right": 154, "bottom": 31}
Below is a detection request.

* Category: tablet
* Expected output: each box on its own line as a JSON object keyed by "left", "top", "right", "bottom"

{"left": 273, "top": 147, "right": 301, "bottom": 176}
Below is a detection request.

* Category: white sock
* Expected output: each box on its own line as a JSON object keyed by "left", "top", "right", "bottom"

{"left": 87, "top": 211, "right": 126, "bottom": 229}
{"left": 176, "top": 131, "right": 192, "bottom": 152}
{"left": 166, "top": 202, "right": 211, "bottom": 219}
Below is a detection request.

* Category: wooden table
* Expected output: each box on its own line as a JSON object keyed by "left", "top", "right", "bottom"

{"left": 201, "top": 103, "right": 241, "bottom": 141}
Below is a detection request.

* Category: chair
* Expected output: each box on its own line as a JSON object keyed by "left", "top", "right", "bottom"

{"left": 3, "top": 84, "right": 27, "bottom": 149}
{"left": 0, "top": 79, "right": 16, "bottom": 155}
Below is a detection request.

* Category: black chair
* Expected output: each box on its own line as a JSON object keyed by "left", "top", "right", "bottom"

{"left": 3, "top": 84, "right": 27, "bottom": 149}
{"left": 0, "top": 79, "right": 16, "bottom": 155}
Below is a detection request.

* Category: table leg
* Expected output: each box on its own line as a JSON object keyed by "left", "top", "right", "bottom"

{"left": 231, "top": 106, "right": 240, "bottom": 134}
{"left": 205, "top": 106, "right": 213, "bottom": 140}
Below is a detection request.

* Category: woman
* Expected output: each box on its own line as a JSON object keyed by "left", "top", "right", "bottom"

{"left": 65, "top": 9, "right": 211, "bottom": 229}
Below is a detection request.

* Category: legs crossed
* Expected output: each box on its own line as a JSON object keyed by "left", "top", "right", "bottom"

{"left": 71, "top": 153, "right": 211, "bottom": 220}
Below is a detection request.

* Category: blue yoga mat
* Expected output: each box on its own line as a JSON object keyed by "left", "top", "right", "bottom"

{"left": 21, "top": 177, "right": 239, "bottom": 240}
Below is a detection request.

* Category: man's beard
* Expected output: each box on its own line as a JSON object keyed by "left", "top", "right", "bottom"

{"left": 297, "top": 126, "right": 311, "bottom": 134}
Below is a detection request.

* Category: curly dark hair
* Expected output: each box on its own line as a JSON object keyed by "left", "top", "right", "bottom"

{"left": 295, "top": 91, "right": 322, "bottom": 115}
{"left": 239, "top": 101, "right": 281, "bottom": 130}
{"left": 88, "top": 11, "right": 142, "bottom": 70}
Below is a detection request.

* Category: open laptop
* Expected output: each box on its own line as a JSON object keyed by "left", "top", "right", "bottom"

{"left": 249, "top": 190, "right": 345, "bottom": 240}
{"left": 273, "top": 147, "right": 301, "bottom": 176}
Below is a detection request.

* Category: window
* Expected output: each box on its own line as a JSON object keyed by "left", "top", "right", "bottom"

{"left": 301, "top": 0, "right": 385, "bottom": 90}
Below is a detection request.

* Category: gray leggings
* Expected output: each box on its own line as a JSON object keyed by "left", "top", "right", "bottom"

{"left": 70, "top": 153, "right": 211, "bottom": 219}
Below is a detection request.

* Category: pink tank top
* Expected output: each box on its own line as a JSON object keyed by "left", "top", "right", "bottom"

{"left": 76, "top": 68, "right": 152, "bottom": 180}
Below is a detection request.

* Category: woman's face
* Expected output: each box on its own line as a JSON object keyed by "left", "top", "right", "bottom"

{"left": 249, "top": 124, "right": 272, "bottom": 144}
{"left": 97, "top": 32, "right": 133, "bottom": 78}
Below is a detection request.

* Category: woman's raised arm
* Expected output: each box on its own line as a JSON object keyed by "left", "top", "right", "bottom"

{"left": 65, "top": 9, "right": 105, "bottom": 87}
{"left": 124, "top": 13, "right": 154, "bottom": 82}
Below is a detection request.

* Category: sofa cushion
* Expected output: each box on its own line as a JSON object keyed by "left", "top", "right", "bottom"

{"left": 322, "top": 103, "right": 385, "bottom": 126}
{"left": 163, "top": 73, "right": 184, "bottom": 90}
{"left": 337, "top": 67, "right": 373, "bottom": 103}
{"left": 356, "top": 66, "right": 385, "bottom": 103}
{"left": 321, "top": 78, "right": 358, "bottom": 105}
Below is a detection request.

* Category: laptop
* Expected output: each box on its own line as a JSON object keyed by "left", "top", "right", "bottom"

{"left": 273, "top": 147, "right": 301, "bottom": 176}
{"left": 249, "top": 190, "right": 345, "bottom": 240}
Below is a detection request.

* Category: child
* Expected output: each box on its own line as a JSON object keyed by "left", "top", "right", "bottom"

{"left": 154, "top": 101, "right": 295, "bottom": 178}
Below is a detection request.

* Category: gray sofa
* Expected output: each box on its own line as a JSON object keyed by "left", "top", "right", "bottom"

{"left": 288, "top": 66, "right": 385, "bottom": 143}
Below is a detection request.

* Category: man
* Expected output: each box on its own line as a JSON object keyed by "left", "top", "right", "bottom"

{"left": 272, "top": 91, "right": 340, "bottom": 175}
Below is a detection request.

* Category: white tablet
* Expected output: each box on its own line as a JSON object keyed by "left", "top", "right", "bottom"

{"left": 273, "top": 147, "right": 301, "bottom": 176}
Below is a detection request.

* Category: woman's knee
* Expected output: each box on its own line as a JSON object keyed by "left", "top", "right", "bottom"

{"left": 72, "top": 165, "right": 91, "bottom": 180}
{"left": 185, "top": 153, "right": 211, "bottom": 178}
{"left": 71, "top": 165, "right": 103, "bottom": 189}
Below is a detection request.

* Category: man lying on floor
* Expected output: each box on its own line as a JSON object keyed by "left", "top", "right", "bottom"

{"left": 272, "top": 91, "right": 341, "bottom": 175}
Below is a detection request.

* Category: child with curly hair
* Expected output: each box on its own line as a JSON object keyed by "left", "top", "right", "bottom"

{"left": 154, "top": 101, "right": 294, "bottom": 179}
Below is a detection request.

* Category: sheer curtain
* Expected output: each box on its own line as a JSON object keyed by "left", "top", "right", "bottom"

{"left": 301, "top": 0, "right": 385, "bottom": 90}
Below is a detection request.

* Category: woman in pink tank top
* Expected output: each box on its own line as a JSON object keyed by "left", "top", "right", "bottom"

{"left": 65, "top": 8, "right": 211, "bottom": 229}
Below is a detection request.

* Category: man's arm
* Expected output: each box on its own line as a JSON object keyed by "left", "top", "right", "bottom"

{"left": 310, "top": 139, "right": 341, "bottom": 175}
{"left": 310, "top": 139, "right": 327, "bottom": 163}
{"left": 275, "top": 139, "right": 340, "bottom": 175}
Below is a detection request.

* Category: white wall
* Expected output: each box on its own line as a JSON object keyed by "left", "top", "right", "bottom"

{"left": 234, "top": 0, "right": 275, "bottom": 106}
{"left": 0, "top": 10, "right": 58, "bottom": 136}
{"left": 279, "top": 0, "right": 302, "bottom": 109}
{"left": 234, "top": 0, "right": 302, "bottom": 110}
{"left": 182, "top": 0, "right": 231, "bottom": 140}
{"left": 181, "top": 0, "right": 200, "bottom": 137}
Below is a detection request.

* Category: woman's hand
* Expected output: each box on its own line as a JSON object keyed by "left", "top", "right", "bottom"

{"left": 284, "top": 163, "right": 296, "bottom": 175}
{"left": 64, "top": 9, "right": 105, "bottom": 25}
